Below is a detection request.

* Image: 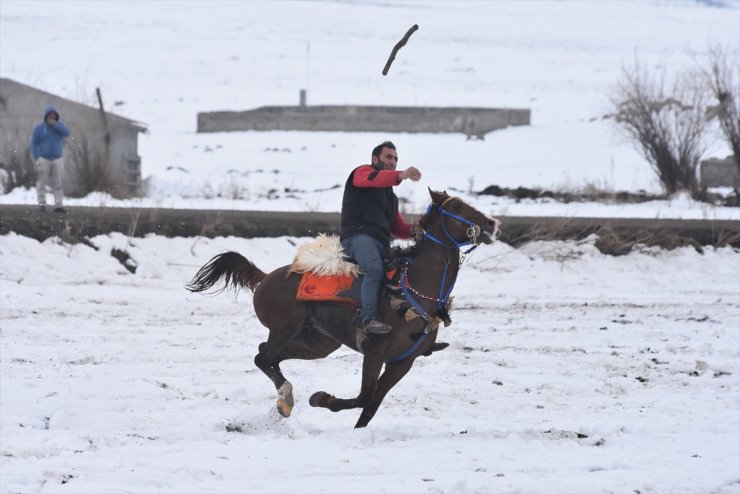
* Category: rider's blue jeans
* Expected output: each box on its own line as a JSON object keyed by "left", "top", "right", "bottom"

{"left": 341, "top": 234, "right": 389, "bottom": 325}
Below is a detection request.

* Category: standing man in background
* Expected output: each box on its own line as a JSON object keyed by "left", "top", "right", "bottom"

{"left": 340, "top": 140, "right": 422, "bottom": 335}
{"left": 30, "top": 106, "right": 70, "bottom": 212}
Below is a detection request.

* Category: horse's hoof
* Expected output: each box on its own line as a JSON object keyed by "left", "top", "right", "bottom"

{"left": 354, "top": 412, "right": 372, "bottom": 428}
{"left": 276, "top": 399, "right": 293, "bottom": 417}
{"left": 423, "top": 342, "right": 449, "bottom": 356}
{"left": 276, "top": 381, "right": 294, "bottom": 417}
{"left": 309, "top": 391, "right": 330, "bottom": 408}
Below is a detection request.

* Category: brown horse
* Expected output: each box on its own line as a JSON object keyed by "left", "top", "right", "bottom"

{"left": 187, "top": 189, "right": 499, "bottom": 428}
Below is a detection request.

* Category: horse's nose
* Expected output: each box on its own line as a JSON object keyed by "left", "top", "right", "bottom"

{"left": 488, "top": 218, "right": 501, "bottom": 237}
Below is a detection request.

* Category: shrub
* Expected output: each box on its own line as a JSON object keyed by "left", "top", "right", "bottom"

{"left": 66, "top": 135, "right": 115, "bottom": 197}
{"left": 1, "top": 130, "right": 36, "bottom": 191}
{"left": 701, "top": 45, "right": 739, "bottom": 172}
{"left": 611, "top": 61, "right": 709, "bottom": 196}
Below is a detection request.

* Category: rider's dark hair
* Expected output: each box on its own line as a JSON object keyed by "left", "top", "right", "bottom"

{"left": 372, "top": 141, "right": 396, "bottom": 159}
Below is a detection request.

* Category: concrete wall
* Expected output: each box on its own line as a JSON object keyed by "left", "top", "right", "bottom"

{"left": 0, "top": 78, "right": 146, "bottom": 197}
{"left": 197, "top": 105, "right": 530, "bottom": 137}
{"left": 700, "top": 156, "right": 739, "bottom": 188}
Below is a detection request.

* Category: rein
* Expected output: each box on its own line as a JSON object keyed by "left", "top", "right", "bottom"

{"left": 386, "top": 198, "right": 480, "bottom": 364}
{"left": 385, "top": 263, "right": 433, "bottom": 364}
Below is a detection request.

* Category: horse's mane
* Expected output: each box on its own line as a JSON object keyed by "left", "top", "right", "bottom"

{"left": 389, "top": 241, "right": 421, "bottom": 261}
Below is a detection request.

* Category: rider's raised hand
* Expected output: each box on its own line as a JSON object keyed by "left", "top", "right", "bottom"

{"left": 398, "top": 166, "right": 421, "bottom": 182}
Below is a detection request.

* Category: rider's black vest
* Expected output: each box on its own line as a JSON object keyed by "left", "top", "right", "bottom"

{"left": 340, "top": 165, "right": 399, "bottom": 246}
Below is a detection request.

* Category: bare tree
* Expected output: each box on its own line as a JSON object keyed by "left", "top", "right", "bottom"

{"left": 702, "top": 45, "right": 739, "bottom": 171}
{"left": 67, "top": 134, "right": 114, "bottom": 197}
{"left": 1, "top": 129, "right": 37, "bottom": 191}
{"left": 612, "top": 61, "right": 709, "bottom": 196}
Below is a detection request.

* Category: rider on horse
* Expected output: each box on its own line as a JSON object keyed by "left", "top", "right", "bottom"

{"left": 187, "top": 185, "right": 499, "bottom": 427}
{"left": 340, "top": 141, "right": 422, "bottom": 335}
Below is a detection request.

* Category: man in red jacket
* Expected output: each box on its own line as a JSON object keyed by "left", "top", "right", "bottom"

{"left": 340, "top": 141, "right": 422, "bottom": 335}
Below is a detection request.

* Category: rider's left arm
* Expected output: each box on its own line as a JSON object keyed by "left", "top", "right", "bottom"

{"left": 391, "top": 212, "right": 414, "bottom": 240}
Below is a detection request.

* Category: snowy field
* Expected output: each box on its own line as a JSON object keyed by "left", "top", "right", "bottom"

{"left": 1, "top": 233, "right": 739, "bottom": 493}
{"left": 1, "top": 1, "right": 740, "bottom": 493}
{"left": 0, "top": 234, "right": 740, "bottom": 494}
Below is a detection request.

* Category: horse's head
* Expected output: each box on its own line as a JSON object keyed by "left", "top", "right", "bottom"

{"left": 418, "top": 188, "right": 500, "bottom": 248}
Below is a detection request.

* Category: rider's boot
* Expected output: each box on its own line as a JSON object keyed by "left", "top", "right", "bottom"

{"left": 363, "top": 318, "right": 392, "bottom": 335}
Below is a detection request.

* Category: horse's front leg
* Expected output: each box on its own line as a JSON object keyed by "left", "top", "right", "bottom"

{"left": 309, "top": 351, "right": 385, "bottom": 412}
{"left": 354, "top": 358, "right": 416, "bottom": 428}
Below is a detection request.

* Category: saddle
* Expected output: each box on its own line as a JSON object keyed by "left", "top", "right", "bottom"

{"left": 291, "top": 234, "right": 398, "bottom": 307}
{"left": 291, "top": 235, "right": 452, "bottom": 355}
{"left": 296, "top": 267, "right": 398, "bottom": 307}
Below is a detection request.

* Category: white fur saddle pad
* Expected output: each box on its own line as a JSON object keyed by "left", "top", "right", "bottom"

{"left": 290, "top": 234, "right": 361, "bottom": 277}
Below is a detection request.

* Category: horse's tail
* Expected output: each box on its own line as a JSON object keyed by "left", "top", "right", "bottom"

{"left": 186, "top": 251, "right": 266, "bottom": 294}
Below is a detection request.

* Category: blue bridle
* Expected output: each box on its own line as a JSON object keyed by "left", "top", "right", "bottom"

{"left": 421, "top": 200, "right": 480, "bottom": 255}
{"left": 386, "top": 198, "right": 482, "bottom": 364}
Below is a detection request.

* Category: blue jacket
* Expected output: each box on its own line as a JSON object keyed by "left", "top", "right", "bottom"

{"left": 29, "top": 106, "right": 71, "bottom": 160}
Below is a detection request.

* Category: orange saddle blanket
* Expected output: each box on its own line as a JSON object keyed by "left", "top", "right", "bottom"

{"left": 296, "top": 268, "right": 398, "bottom": 307}
{"left": 296, "top": 272, "right": 358, "bottom": 306}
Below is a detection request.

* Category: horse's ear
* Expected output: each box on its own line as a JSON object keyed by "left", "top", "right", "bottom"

{"left": 428, "top": 188, "right": 449, "bottom": 205}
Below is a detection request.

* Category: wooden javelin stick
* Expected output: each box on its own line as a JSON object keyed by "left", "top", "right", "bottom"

{"left": 382, "top": 24, "right": 419, "bottom": 76}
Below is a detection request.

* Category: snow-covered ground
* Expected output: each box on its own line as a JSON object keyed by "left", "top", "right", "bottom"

{"left": 1, "top": 1, "right": 740, "bottom": 493}
{"left": 1, "top": 233, "right": 739, "bottom": 494}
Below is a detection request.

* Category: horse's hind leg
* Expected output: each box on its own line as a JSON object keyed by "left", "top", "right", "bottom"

{"left": 268, "top": 331, "right": 342, "bottom": 417}
{"left": 253, "top": 309, "right": 308, "bottom": 417}
{"left": 256, "top": 326, "right": 342, "bottom": 417}
{"left": 254, "top": 341, "right": 296, "bottom": 417}
{"left": 252, "top": 271, "right": 311, "bottom": 417}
